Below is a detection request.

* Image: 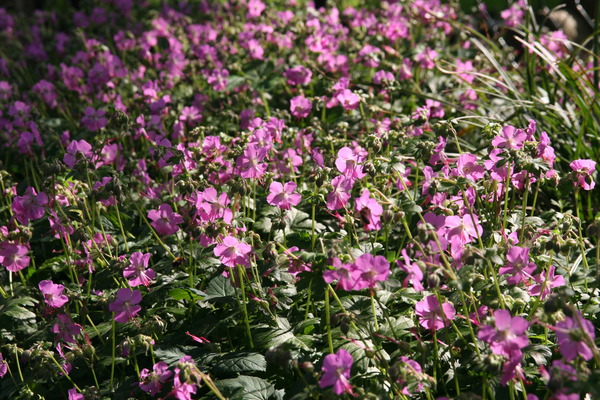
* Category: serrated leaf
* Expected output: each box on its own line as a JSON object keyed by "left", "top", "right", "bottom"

{"left": 213, "top": 352, "right": 267, "bottom": 374}
{"left": 204, "top": 275, "right": 236, "bottom": 302}
{"left": 3, "top": 305, "right": 36, "bottom": 320}
{"left": 216, "top": 375, "right": 274, "bottom": 400}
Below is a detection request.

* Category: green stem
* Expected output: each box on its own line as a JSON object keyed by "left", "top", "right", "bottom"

{"left": 110, "top": 316, "right": 116, "bottom": 392}
{"left": 325, "top": 285, "right": 334, "bottom": 354}
{"left": 370, "top": 291, "right": 379, "bottom": 331}
{"left": 238, "top": 265, "right": 254, "bottom": 349}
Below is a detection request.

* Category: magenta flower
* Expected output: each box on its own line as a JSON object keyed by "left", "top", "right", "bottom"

{"left": 0, "top": 243, "right": 30, "bottom": 272}
{"left": 335, "top": 89, "right": 361, "bottom": 111}
{"left": 456, "top": 153, "right": 485, "bottom": 181}
{"left": 267, "top": 181, "right": 301, "bottom": 210}
{"left": 236, "top": 143, "right": 268, "bottom": 179}
{"left": 39, "top": 280, "right": 69, "bottom": 308}
{"left": 148, "top": 204, "right": 183, "bottom": 236}
{"left": 284, "top": 65, "right": 312, "bottom": 86}
{"left": 492, "top": 125, "right": 528, "bottom": 150}
{"left": 109, "top": 288, "right": 142, "bottom": 323}
{"left": 326, "top": 176, "right": 353, "bottom": 210}
{"left": 415, "top": 47, "right": 438, "bottom": 69}
{"left": 397, "top": 249, "right": 424, "bottom": 291}
{"left": 124, "top": 252, "right": 156, "bottom": 287}
{"left": 0, "top": 353, "right": 7, "bottom": 378}
{"left": 214, "top": 235, "right": 252, "bottom": 267}
{"left": 140, "top": 361, "right": 172, "bottom": 397}
{"left": 528, "top": 266, "right": 565, "bottom": 299}
{"left": 52, "top": 314, "right": 82, "bottom": 343}
{"left": 499, "top": 246, "right": 536, "bottom": 285}
{"left": 12, "top": 186, "right": 48, "bottom": 225}
{"left": 352, "top": 253, "right": 390, "bottom": 290}
{"left": 415, "top": 295, "right": 456, "bottom": 330}
{"left": 81, "top": 106, "right": 107, "bottom": 131}
{"left": 355, "top": 189, "right": 383, "bottom": 231}
{"left": 171, "top": 368, "right": 197, "bottom": 400}
{"left": 478, "top": 309, "right": 529, "bottom": 357}
{"left": 63, "top": 139, "right": 93, "bottom": 168}
{"left": 555, "top": 312, "right": 596, "bottom": 361}
{"left": 318, "top": 349, "right": 354, "bottom": 396}
{"left": 335, "top": 147, "right": 366, "bottom": 180}
{"left": 290, "top": 95, "right": 312, "bottom": 118}
{"left": 68, "top": 388, "right": 84, "bottom": 400}
{"left": 444, "top": 214, "right": 482, "bottom": 246}
{"left": 569, "top": 159, "right": 596, "bottom": 190}
{"left": 197, "top": 187, "right": 233, "bottom": 224}
{"left": 323, "top": 258, "right": 361, "bottom": 291}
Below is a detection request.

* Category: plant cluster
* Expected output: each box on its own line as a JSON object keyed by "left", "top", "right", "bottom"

{"left": 0, "top": 0, "right": 599, "bottom": 399}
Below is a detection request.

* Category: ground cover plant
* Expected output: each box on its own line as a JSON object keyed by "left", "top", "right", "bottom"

{"left": 0, "top": 0, "right": 599, "bottom": 399}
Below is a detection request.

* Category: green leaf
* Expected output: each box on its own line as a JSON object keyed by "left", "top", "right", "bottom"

{"left": 168, "top": 288, "right": 205, "bottom": 301}
{"left": 204, "top": 275, "right": 236, "bottom": 302}
{"left": 216, "top": 375, "right": 275, "bottom": 400}
{"left": 213, "top": 352, "right": 267, "bottom": 374}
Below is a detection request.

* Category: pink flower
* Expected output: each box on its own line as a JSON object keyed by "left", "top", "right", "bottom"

{"left": 0, "top": 243, "right": 30, "bottom": 272}
{"left": 492, "top": 125, "right": 528, "bottom": 150}
{"left": 318, "top": 349, "right": 354, "bottom": 396}
{"left": 397, "top": 249, "right": 424, "bottom": 291}
{"left": 171, "top": 368, "right": 197, "bottom": 400}
{"left": 415, "top": 47, "right": 438, "bottom": 69}
{"left": 569, "top": 159, "right": 596, "bottom": 190}
{"left": 109, "top": 288, "right": 142, "bottom": 323}
{"left": 0, "top": 353, "right": 8, "bottom": 378}
{"left": 266, "top": 181, "right": 302, "bottom": 210}
{"left": 124, "top": 252, "right": 156, "bottom": 287}
{"left": 214, "top": 235, "right": 252, "bottom": 267}
{"left": 335, "top": 89, "right": 361, "bottom": 111}
{"left": 196, "top": 187, "right": 233, "bottom": 224}
{"left": 444, "top": 214, "right": 482, "bottom": 246}
{"left": 68, "top": 388, "right": 84, "bottom": 400}
{"left": 63, "top": 139, "right": 93, "bottom": 168}
{"left": 478, "top": 309, "right": 529, "bottom": 357}
{"left": 355, "top": 190, "right": 383, "bottom": 231}
{"left": 290, "top": 95, "right": 312, "bottom": 118}
{"left": 148, "top": 204, "right": 183, "bottom": 236}
{"left": 352, "top": 253, "right": 390, "bottom": 290}
{"left": 140, "top": 361, "right": 172, "bottom": 397}
{"left": 52, "top": 314, "right": 82, "bottom": 343}
{"left": 12, "top": 186, "right": 48, "bottom": 225}
{"left": 499, "top": 246, "right": 536, "bottom": 285}
{"left": 39, "top": 280, "right": 69, "bottom": 308}
{"left": 555, "top": 312, "right": 596, "bottom": 361}
{"left": 236, "top": 143, "right": 268, "bottom": 179}
{"left": 326, "top": 176, "right": 353, "bottom": 210}
{"left": 81, "top": 106, "right": 107, "bottom": 131}
{"left": 415, "top": 295, "right": 455, "bottom": 330}
{"left": 284, "top": 65, "right": 312, "bottom": 86}
{"left": 528, "top": 266, "right": 565, "bottom": 299}
{"left": 456, "top": 153, "right": 485, "bottom": 181}
{"left": 335, "top": 147, "right": 366, "bottom": 180}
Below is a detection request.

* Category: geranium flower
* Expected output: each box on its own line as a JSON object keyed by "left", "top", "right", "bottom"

{"left": 140, "top": 361, "right": 172, "bottom": 397}
{"left": 355, "top": 189, "right": 383, "bottom": 231}
{"left": 0, "top": 353, "right": 8, "bottom": 378}
{"left": 555, "top": 312, "right": 596, "bottom": 361}
{"left": 444, "top": 214, "right": 482, "bottom": 246}
{"left": 214, "top": 235, "right": 252, "bottom": 267}
{"left": 397, "top": 249, "right": 424, "bottom": 291}
{"left": 492, "top": 125, "right": 528, "bottom": 149}
{"left": 39, "top": 280, "right": 69, "bottom": 308}
{"left": 109, "top": 288, "right": 142, "bottom": 323}
{"left": 318, "top": 349, "right": 354, "bottom": 396}
{"left": 124, "top": 252, "right": 155, "bottom": 287}
{"left": 326, "top": 176, "right": 353, "bottom": 210}
{"left": 148, "top": 204, "right": 183, "bottom": 236}
{"left": 335, "top": 89, "right": 360, "bottom": 111}
{"left": 335, "top": 147, "right": 366, "bottom": 180}
{"left": 352, "top": 253, "right": 390, "bottom": 290}
{"left": 415, "top": 295, "right": 455, "bottom": 330}
{"left": 528, "top": 266, "right": 565, "bottom": 299}
{"left": 569, "top": 159, "right": 596, "bottom": 190}
{"left": 499, "top": 246, "right": 536, "bottom": 285}
{"left": 266, "top": 181, "right": 302, "bottom": 210}
{"left": 0, "top": 243, "right": 30, "bottom": 272}
{"left": 81, "top": 106, "right": 107, "bottom": 131}
{"left": 236, "top": 143, "right": 268, "bottom": 179}
{"left": 52, "top": 314, "right": 82, "bottom": 343}
{"left": 12, "top": 186, "right": 48, "bottom": 225}
{"left": 284, "top": 65, "right": 312, "bottom": 86}
{"left": 290, "top": 95, "right": 312, "bottom": 118}
{"left": 478, "top": 309, "right": 529, "bottom": 357}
